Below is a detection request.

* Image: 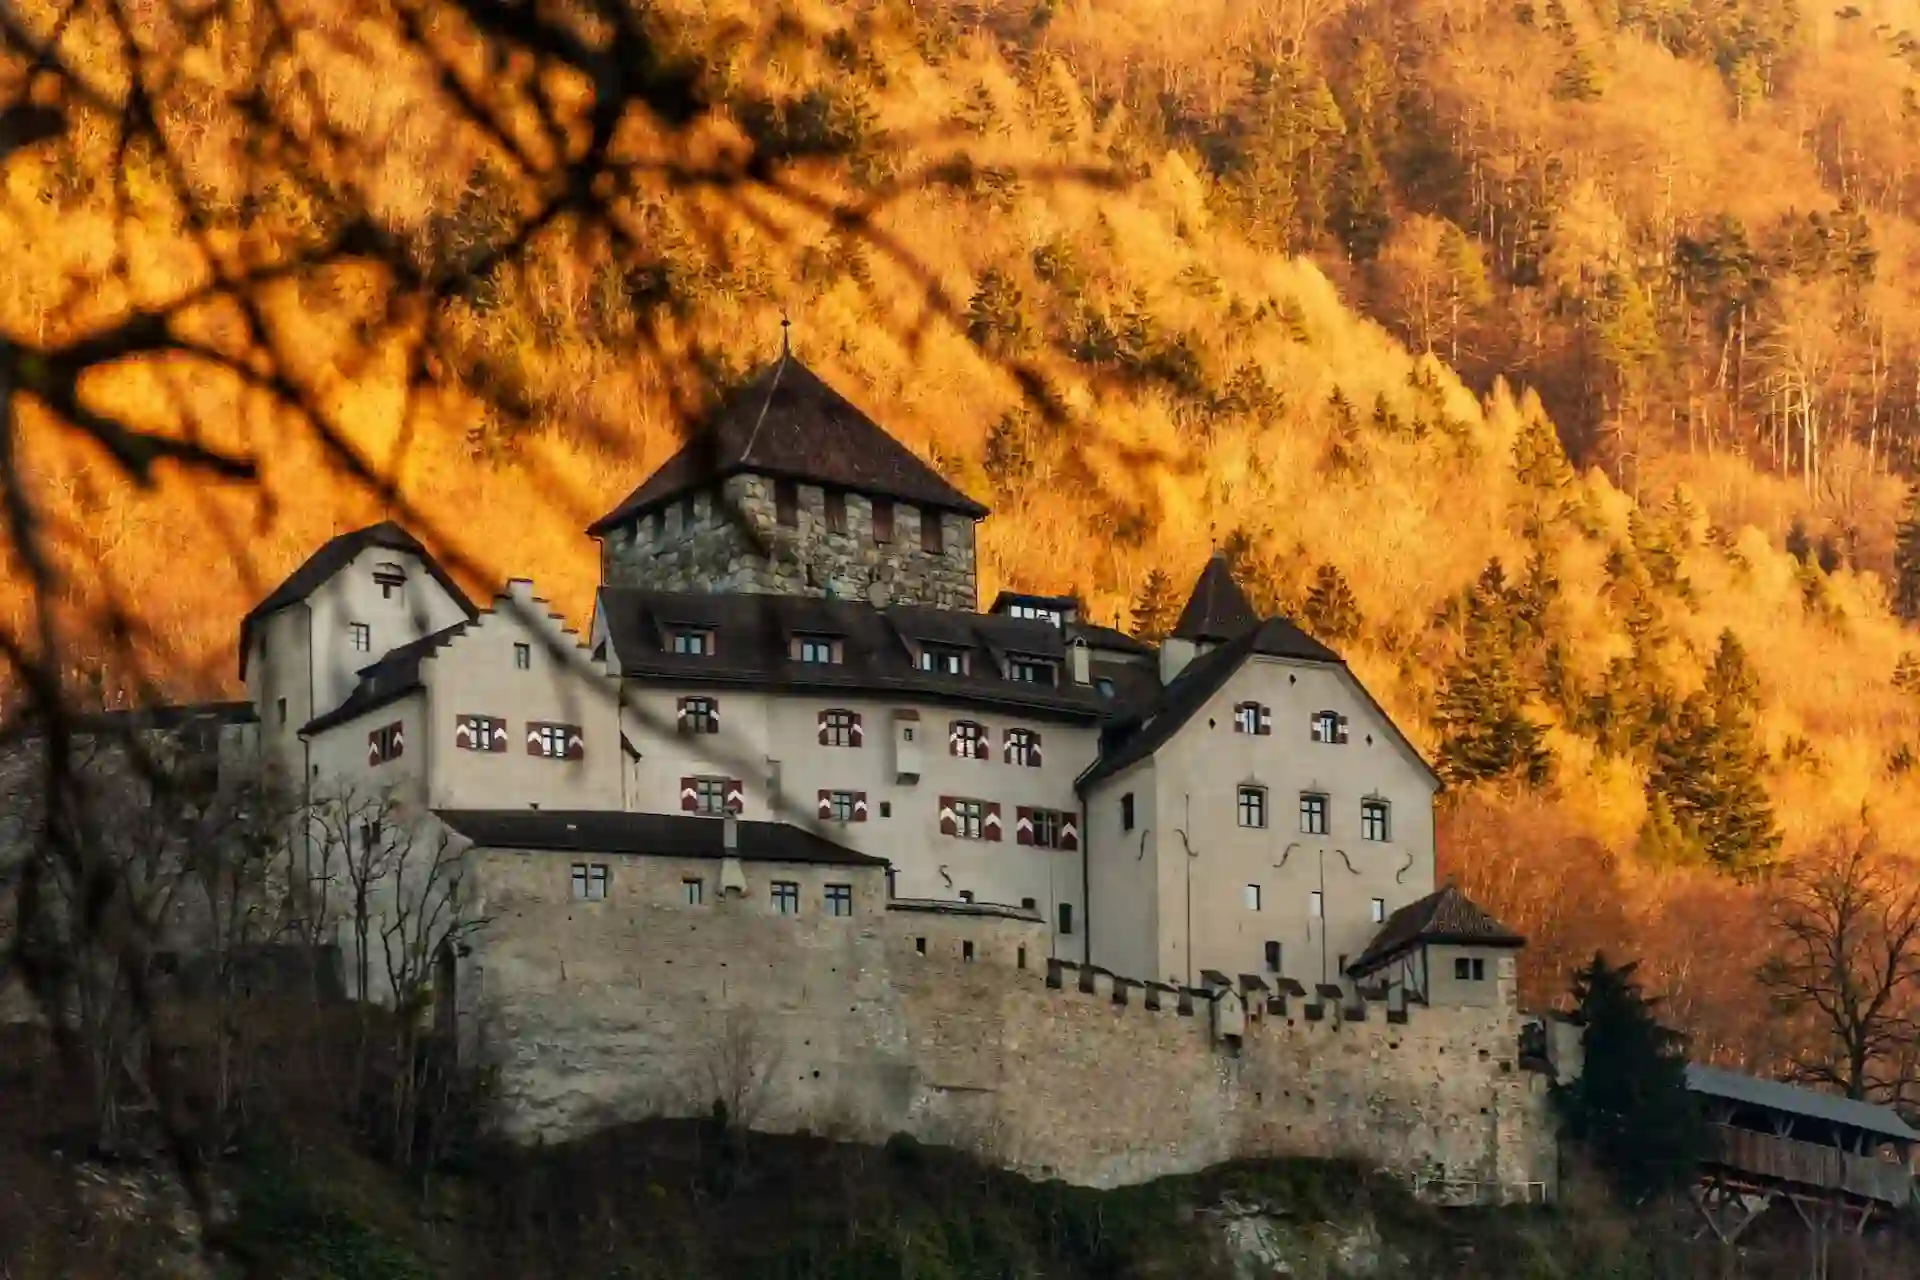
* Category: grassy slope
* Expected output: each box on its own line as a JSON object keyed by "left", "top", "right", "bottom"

{"left": 5, "top": 0, "right": 1920, "bottom": 1061}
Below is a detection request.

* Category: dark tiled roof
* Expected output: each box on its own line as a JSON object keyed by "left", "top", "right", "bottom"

{"left": 1346, "top": 885, "right": 1523, "bottom": 977}
{"left": 1077, "top": 617, "right": 1348, "bottom": 789}
{"left": 435, "top": 809, "right": 887, "bottom": 867}
{"left": 299, "top": 622, "right": 471, "bottom": 736}
{"left": 1067, "top": 620, "right": 1154, "bottom": 657}
{"left": 1171, "top": 554, "right": 1258, "bottom": 643}
{"left": 238, "top": 522, "right": 479, "bottom": 678}
{"left": 587, "top": 354, "right": 987, "bottom": 535}
{"left": 596, "top": 589, "right": 1110, "bottom": 722}
{"left": 1685, "top": 1065, "right": 1919, "bottom": 1144}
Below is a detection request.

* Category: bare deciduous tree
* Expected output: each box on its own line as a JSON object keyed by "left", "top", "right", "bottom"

{"left": 700, "top": 1004, "right": 786, "bottom": 1133}
{"left": 1758, "top": 826, "right": 1920, "bottom": 1106}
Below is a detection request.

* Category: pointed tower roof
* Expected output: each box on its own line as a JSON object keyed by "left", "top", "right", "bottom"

{"left": 588, "top": 346, "right": 987, "bottom": 535}
{"left": 1170, "top": 553, "right": 1258, "bottom": 643}
{"left": 1345, "top": 884, "right": 1524, "bottom": 978}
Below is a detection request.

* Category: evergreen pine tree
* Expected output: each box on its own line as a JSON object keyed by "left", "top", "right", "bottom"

{"left": 1432, "top": 561, "right": 1554, "bottom": 788}
{"left": 1130, "top": 569, "right": 1178, "bottom": 643}
{"left": 1552, "top": 45, "right": 1604, "bottom": 102}
{"left": 1554, "top": 953, "right": 1706, "bottom": 1204}
{"left": 1645, "top": 692, "right": 1779, "bottom": 877}
{"left": 1893, "top": 485, "right": 1920, "bottom": 622}
{"left": 1331, "top": 133, "right": 1391, "bottom": 262}
{"left": 1302, "top": 563, "right": 1362, "bottom": 642}
{"left": 1704, "top": 629, "right": 1758, "bottom": 714}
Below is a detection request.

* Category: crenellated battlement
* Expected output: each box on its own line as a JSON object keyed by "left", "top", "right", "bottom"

{"left": 1041, "top": 958, "right": 1435, "bottom": 1028}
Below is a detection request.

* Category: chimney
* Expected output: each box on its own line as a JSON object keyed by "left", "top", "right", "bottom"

{"left": 1069, "top": 638, "right": 1090, "bottom": 686}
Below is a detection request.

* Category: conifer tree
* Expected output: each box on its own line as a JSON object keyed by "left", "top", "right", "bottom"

{"left": 1302, "top": 563, "right": 1361, "bottom": 642}
{"left": 1645, "top": 691, "right": 1778, "bottom": 877}
{"left": 1554, "top": 954, "right": 1705, "bottom": 1204}
{"left": 1552, "top": 45, "right": 1604, "bottom": 102}
{"left": 1130, "top": 569, "right": 1178, "bottom": 643}
{"left": 1331, "top": 133, "right": 1391, "bottom": 262}
{"left": 1893, "top": 485, "right": 1920, "bottom": 622}
{"left": 1432, "top": 561, "right": 1553, "bottom": 788}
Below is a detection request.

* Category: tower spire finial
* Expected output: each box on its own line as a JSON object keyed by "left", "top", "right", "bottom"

{"left": 780, "top": 311, "right": 791, "bottom": 357}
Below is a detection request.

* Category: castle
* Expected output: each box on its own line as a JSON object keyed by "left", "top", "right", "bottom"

{"left": 185, "top": 342, "right": 1556, "bottom": 1193}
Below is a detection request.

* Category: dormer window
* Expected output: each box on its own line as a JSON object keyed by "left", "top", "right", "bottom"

{"left": 670, "top": 628, "right": 713, "bottom": 656}
{"left": 1311, "top": 710, "right": 1350, "bottom": 744}
{"left": 1007, "top": 655, "right": 1055, "bottom": 686}
{"left": 918, "top": 644, "right": 968, "bottom": 676}
{"left": 373, "top": 562, "right": 407, "bottom": 599}
{"left": 792, "top": 634, "right": 842, "bottom": 664}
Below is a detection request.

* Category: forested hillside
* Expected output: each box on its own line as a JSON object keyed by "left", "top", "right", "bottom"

{"left": 8, "top": 0, "right": 1920, "bottom": 1073}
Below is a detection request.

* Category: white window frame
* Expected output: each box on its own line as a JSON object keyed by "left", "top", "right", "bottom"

{"left": 683, "top": 697, "right": 719, "bottom": 734}
{"left": 530, "top": 723, "right": 571, "bottom": 758}
{"left": 1244, "top": 884, "right": 1262, "bottom": 912}
{"left": 796, "top": 635, "right": 837, "bottom": 664}
{"left": 570, "top": 863, "right": 610, "bottom": 901}
{"left": 1370, "top": 896, "right": 1386, "bottom": 924}
{"left": 692, "top": 776, "right": 728, "bottom": 816}
{"left": 1299, "top": 792, "right": 1330, "bottom": 835}
{"left": 1361, "top": 799, "right": 1390, "bottom": 842}
{"left": 1237, "top": 785, "right": 1268, "bottom": 829}
{"left": 1234, "top": 702, "right": 1260, "bottom": 734}
{"left": 952, "top": 721, "right": 987, "bottom": 760}
{"left": 1008, "top": 656, "right": 1055, "bottom": 685}
{"left": 671, "top": 629, "right": 711, "bottom": 656}
{"left": 1309, "top": 890, "right": 1323, "bottom": 919}
{"left": 822, "top": 709, "right": 857, "bottom": 747}
{"left": 952, "top": 798, "right": 985, "bottom": 840}
{"left": 918, "top": 645, "right": 967, "bottom": 675}
{"left": 826, "top": 790, "right": 856, "bottom": 822}
{"left": 1007, "top": 727, "right": 1041, "bottom": 767}
{"left": 1031, "top": 808, "right": 1066, "bottom": 849}
{"left": 513, "top": 642, "right": 532, "bottom": 670}
{"left": 682, "top": 877, "right": 705, "bottom": 906}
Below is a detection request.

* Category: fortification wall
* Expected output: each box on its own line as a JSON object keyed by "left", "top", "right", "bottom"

{"left": 467, "top": 854, "right": 1557, "bottom": 1194}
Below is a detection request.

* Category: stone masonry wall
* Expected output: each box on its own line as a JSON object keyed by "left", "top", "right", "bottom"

{"left": 599, "top": 474, "right": 978, "bottom": 610}
{"left": 466, "top": 850, "right": 1557, "bottom": 1195}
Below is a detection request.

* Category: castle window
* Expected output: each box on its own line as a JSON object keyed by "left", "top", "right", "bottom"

{"left": 1310, "top": 710, "right": 1350, "bottom": 744}
{"left": 1022, "top": 807, "right": 1074, "bottom": 850}
{"left": 1004, "top": 727, "right": 1042, "bottom": 767}
{"left": 1371, "top": 897, "right": 1387, "bottom": 924}
{"left": 819, "top": 708, "right": 861, "bottom": 747}
{"left": 688, "top": 776, "right": 730, "bottom": 815}
{"left": 570, "top": 863, "right": 610, "bottom": 902}
{"left": 1265, "top": 941, "right": 1282, "bottom": 973}
{"left": 1018, "top": 946, "right": 1028, "bottom": 970}
{"left": 915, "top": 936, "right": 927, "bottom": 954}
{"left": 792, "top": 634, "right": 841, "bottom": 664}
{"left": 820, "top": 790, "right": 859, "bottom": 822}
{"left": 1244, "top": 884, "right": 1262, "bottom": 911}
{"left": 1309, "top": 890, "right": 1323, "bottom": 918}
{"left": 1058, "top": 902, "right": 1074, "bottom": 935}
{"left": 1094, "top": 677, "right": 1116, "bottom": 698}
{"left": 1007, "top": 655, "right": 1055, "bottom": 686}
{"left": 670, "top": 628, "right": 712, "bottom": 656}
{"left": 918, "top": 644, "right": 968, "bottom": 675}
{"left": 1455, "top": 956, "right": 1486, "bottom": 982}
{"left": 1237, "top": 785, "right": 1268, "bottom": 829}
{"left": 949, "top": 720, "right": 987, "bottom": 759}
{"left": 513, "top": 642, "right": 532, "bottom": 670}
{"left": 455, "top": 714, "right": 508, "bottom": 752}
{"left": 963, "top": 941, "right": 975, "bottom": 962}
{"left": 1361, "top": 799, "right": 1390, "bottom": 842}
{"left": 1235, "top": 701, "right": 1272, "bottom": 735}
{"left": 1299, "top": 791, "right": 1329, "bottom": 835}
{"left": 920, "top": 509, "right": 944, "bottom": 554}
{"left": 276, "top": 697, "right": 287, "bottom": 726}
{"left": 679, "top": 696, "right": 719, "bottom": 734}
{"left": 775, "top": 479, "right": 798, "bottom": 526}
{"left": 527, "top": 722, "right": 583, "bottom": 760}
{"left": 872, "top": 498, "right": 894, "bottom": 543}
{"left": 1022, "top": 897, "right": 1037, "bottom": 909}
{"left": 680, "top": 493, "right": 698, "bottom": 531}
{"left": 367, "top": 722, "right": 404, "bottom": 766}
{"left": 824, "top": 490, "right": 847, "bottom": 533}
{"left": 349, "top": 621, "right": 371, "bottom": 653}
{"left": 947, "top": 798, "right": 985, "bottom": 839}
{"left": 960, "top": 890, "right": 975, "bottom": 903}
{"left": 373, "top": 562, "right": 406, "bottom": 599}
{"left": 1120, "top": 792, "right": 1135, "bottom": 831}
{"left": 824, "top": 883, "right": 853, "bottom": 917}
{"left": 771, "top": 880, "right": 800, "bottom": 915}
{"left": 683, "top": 877, "right": 705, "bottom": 906}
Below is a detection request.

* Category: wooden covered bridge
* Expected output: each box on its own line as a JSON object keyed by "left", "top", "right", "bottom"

{"left": 1688, "top": 1064, "right": 1916, "bottom": 1248}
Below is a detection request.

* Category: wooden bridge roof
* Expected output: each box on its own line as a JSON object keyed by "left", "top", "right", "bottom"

{"left": 1687, "top": 1065, "right": 1918, "bottom": 1146}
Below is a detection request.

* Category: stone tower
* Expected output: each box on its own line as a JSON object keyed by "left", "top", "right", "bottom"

{"left": 588, "top": 346, "right": 986, "bottom": 610}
